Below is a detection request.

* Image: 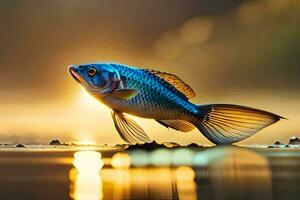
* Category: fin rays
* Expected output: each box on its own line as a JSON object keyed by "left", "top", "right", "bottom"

{"left": 143, "top": 69, "right": 195, "bottom": 99}
{"left": 195, "top": 104, "right": 282, "bottom": 144}
{"left": 111, "top": 111, "right": 152, "bottom": 144}
{"left": 156, "top": 119, "right": 195, "bottom": 132}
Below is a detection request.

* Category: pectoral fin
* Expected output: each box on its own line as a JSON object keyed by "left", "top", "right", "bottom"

{"left": 111, "top": 110, "right": 152, "bottom": 144}
{"left": 109, "top": 89, "right": 139, "bottom": 100}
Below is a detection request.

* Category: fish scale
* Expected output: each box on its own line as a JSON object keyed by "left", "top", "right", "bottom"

{"left": 103, "top": 64, "right": 199, "bottom": 120}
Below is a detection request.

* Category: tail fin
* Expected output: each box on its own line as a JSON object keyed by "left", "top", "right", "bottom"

{"left": 195, "top": 104, "right": 283, "bottom": 145}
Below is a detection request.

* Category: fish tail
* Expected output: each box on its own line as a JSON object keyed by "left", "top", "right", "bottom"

{"left": 193, "top": 104, "right": 284, "bottom": 145}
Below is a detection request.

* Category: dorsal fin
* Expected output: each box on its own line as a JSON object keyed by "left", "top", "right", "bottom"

{"left": 142, "top": 69, "right": 196, "bottom": 99}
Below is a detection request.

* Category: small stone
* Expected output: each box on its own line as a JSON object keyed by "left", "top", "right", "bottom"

{"left": 16, "top": 144, "right": 26, "bottom": 148}
{"left": 187, "top": 143, "right": 201, "bottom": 148}
{"left": 274, "top": 140, "right": 284, "bottom": 145}
{"left": 288, "top": 136, "right": 300, "bottom": 145}
{"left": 268, "top": 140, "right": 285, "bottom": 148}
{"left": 49, "top": 139, "right": 62, "bottom": 145}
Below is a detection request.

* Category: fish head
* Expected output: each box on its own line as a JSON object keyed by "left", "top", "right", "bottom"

{"left": 68, "top": 63, "right": 121, "bottom": 96}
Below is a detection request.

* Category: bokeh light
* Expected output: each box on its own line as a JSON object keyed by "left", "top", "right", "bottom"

{"left": 172, "top": 149, "right": 194, "bottom": 166}
{"left": 154, "top": 29, "right": 185, "bottom": 60}
{"left": 180, "top": 16, "right": 214, "bottom": 45}
{"left": 151, "top": 149, "right": 172, "bottom": 166}
{"left": 237, "top": 1, "right": 266, "bottom": 26}
{"left": 129, "top": 150, "right": 150, "bottom": 167}
{"left": 193, "top": 152, "right": 209, "bottom": 167}
{"left": 111, "top": 152, "right": 131, "bottom": 169}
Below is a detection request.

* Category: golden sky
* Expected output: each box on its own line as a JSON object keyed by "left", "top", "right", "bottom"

{"left": 0, "top": 0, "right": 299, "bottom": 145}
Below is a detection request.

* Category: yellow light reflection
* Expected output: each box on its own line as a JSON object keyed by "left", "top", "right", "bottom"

{"left": 69, "top": 151, "right": 104, "bottom": 200}
{"left": 101, "top": 168, "right": 131, "bottom": 199}
{"left": 175, "top": 167, "right": 197, "bottom": 200}
{"left": 111, "top": 153, "right": 131, "bottom": 169}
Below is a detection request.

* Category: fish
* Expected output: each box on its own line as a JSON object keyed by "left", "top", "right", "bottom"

{"left": 68, "top": 63, "right": 284, "bottom": 145}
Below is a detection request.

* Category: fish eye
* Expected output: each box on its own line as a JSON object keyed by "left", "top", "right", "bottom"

{"left": 87, "top": 67, "right": 98, "bottom": 77}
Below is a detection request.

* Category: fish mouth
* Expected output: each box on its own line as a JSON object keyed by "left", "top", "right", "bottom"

{"left": 68, "top": 65, "right": 83, "bottom": 84}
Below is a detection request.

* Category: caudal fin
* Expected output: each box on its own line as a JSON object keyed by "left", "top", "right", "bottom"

{"left": 195, "top": 104, "right": 283, "bottom": 145}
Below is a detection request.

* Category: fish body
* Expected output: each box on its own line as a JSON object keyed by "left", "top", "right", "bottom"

{"left": 68, "top": 63, "right": 283, "bottom": 145}
{"left": 100, "top": 64, "right": 197, "bottom": 120}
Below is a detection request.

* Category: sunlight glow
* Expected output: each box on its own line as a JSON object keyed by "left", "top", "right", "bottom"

{"left": 74, "top": 140, "right": 97, "bottom": 146}
{"left": 77, "top": 87, "right": 106, "bottom": 110}
{"left": 69, "top": 151, "right": 104, "bottom": 200}
{"left": 77, "top": 87, "right": 99, "bottom": 107}
{"left": 73, "top": 151, "right": 104, "bottom": 171}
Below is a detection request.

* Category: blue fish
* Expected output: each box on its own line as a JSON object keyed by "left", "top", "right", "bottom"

{"left": 68, "top": 63, "right": 283, "bottom": 144}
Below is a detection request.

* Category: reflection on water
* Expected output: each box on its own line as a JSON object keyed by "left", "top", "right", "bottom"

{"left": 68, "top": 147, "right": 272, "bottom": 200}
{"left": 1, "top": 146, "right": 299, "bottom": 199}
{"left": 195, "top": 147, "right": 272, "bottom": 200}
{"left": 69, "top": 151, "right": 104, "bottom": 200}
{"left": 42, "top": 146, "right": 300, "bottom": 200}
{"left": 176, "top": 166, "right": 197, "bottom": 200}
{"left": 101, "top": 167, "right": 195, "bottom": 199}
{"left": 67, "top": 147, "right": 272, "bottom": 200}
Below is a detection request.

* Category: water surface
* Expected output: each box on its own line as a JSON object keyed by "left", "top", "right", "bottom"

{"left": 0, "top": 146, "right": 299, "bottom": 200}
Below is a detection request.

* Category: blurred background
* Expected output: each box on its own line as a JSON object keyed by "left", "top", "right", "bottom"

{"left": 0, "top": 0, "right": 299, "bottom": 145}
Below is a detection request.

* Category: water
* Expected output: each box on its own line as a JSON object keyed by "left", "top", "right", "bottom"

{"left": 0, "top": 146, "right": 299, "bottom": 200}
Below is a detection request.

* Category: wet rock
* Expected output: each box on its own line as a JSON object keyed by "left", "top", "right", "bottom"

{"left": 268, "top": 140, "right": 286, "bottom": 148}
{"left": 274, "top": 140, "right": 284, "bottom": 145}
{"left": 49, "top": 139, "right": 62, "bottom": 145}
{"left": 127, "top": 141, "right": 166, "bottom": 151}
{"left": 288, "top": 136, "right": 300, "bottom": 145}
{"left": 16, "top": 144, "right": 26, "bottom": 148}
{"left": 186, "top": 143, "right": 201, "bottom": 148}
